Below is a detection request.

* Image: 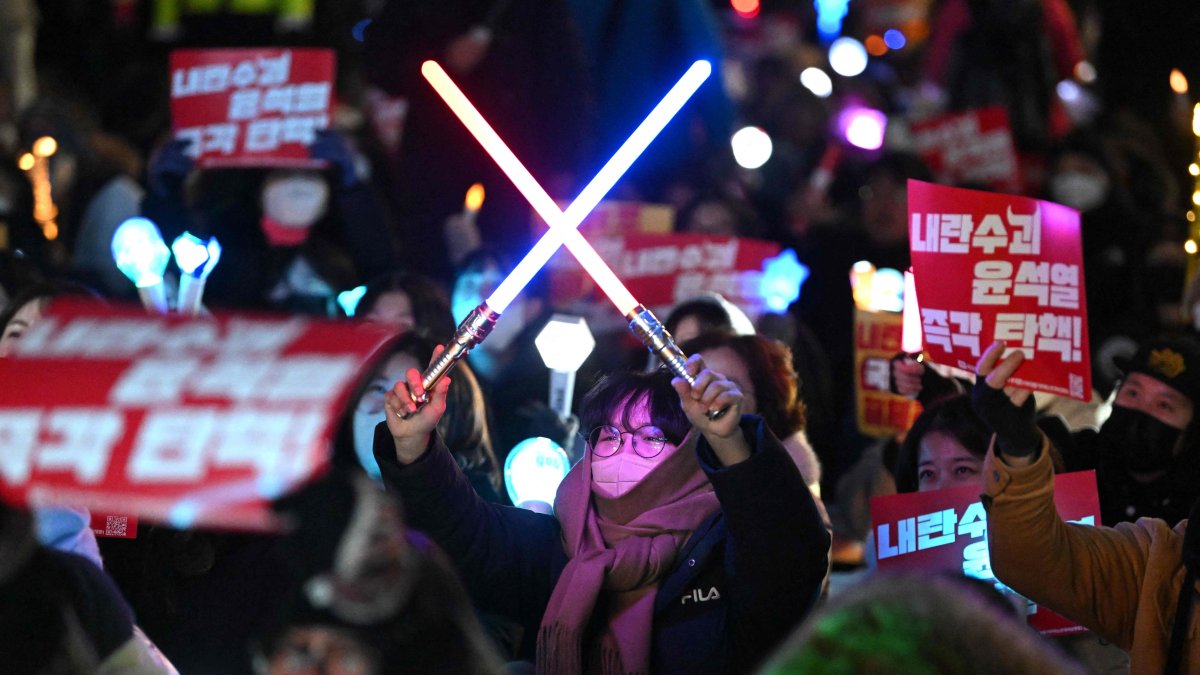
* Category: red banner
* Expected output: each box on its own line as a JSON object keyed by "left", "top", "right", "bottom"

{"left": 908, "top": 180, "right": 1090, "bottom": 400}
{"left": 912, "top": 107, "right": 1021, "bottom": 194}
{"left": 547, "top": 234, "right": 780, "bottom": 327}
{"left": 855, "top": 308, "right": 922, "bottom": 437}
{"left": 0, "top": 301, "right": 392, "bottom": 532}
{"left": 870, "top": 471, "right": 1101, "bottom": 635}
{"left": 170, "top": 48, "right": 335, "bottom": 168}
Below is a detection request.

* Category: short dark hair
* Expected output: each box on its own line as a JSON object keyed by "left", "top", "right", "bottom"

{"left": 664, "top": 297, "right": 735, "bottom": 337}
{"left": 894, "top": 395, "right": 990, "bottom": 493}
{"left": 580, "top": 369, "right": 691, "bottom": 447}
{"left": 0, "top": 280, "right": 98, "bottom": 332}
{"left": 391, "top": 333, "right": 499, "bottom": 489}
{"left": 356, "top": 271, "right": 455, "bottom": 339}
{"left": 680, "top": 332, "right": 806, "bottom": 438}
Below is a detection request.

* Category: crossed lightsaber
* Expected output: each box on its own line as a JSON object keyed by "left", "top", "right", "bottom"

{"left": 414, "top": 59, "right": 726, "bottom": 419}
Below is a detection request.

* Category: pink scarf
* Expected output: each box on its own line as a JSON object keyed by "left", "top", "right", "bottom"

{"left": 537, "top": 432, "right": 721, "bottom": 675}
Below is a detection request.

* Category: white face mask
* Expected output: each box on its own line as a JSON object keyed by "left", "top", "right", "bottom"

{"left": 1050, "top": 172, "right": 1108, "bottom": 212}
{"left": 352, "top": 407, "right": 384, "bottom": 481}
{"left": 262, "top": 174, "right": 330, "bottom": 228}
{"left": 590, "top": 451, "right": 663, "bottom": 498}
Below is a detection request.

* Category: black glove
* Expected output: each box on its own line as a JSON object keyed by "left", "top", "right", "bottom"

{"left": 147, "top": 138, "right": 195, "bottom": 199}
{"left": 971, "top": 378, "right": 1041, "bottom": 458}
{"left": 310, "top": 129, "right": 361, "bottom": 189}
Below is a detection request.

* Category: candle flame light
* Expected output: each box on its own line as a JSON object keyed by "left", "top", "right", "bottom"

{"left": 1171, "top": 69, "right": 1189, "bottom": 95}
{"left": 32, "top": 136, "right": 57, "bottom": 158}
{"left": 465, "top": 183, "right": 485, "bottom": 212}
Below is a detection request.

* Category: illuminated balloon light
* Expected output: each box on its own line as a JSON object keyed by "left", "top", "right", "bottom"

{"left": 884, "top": 29, "right": 907, "bottom": 50}
{"left": 799, "top": 68, "right": 833, "bottom": 98}
{"left": 112, "top": 217, "right": 171, "bottom": 313}
{"left": 504, "top": 437, "right": 570, "bottom": 512}
{"left": 869, "top": 267, "right": 905, "bottom": 313}
{"left": 731, "top": 126, "right": 773, "bottom": 169}
{"left": 760, "top": 249, "right": 809, "bottom": 313}
{"left": 840, "top": 108, "right": 887, "bottom": 150}
{"left": 1056, "top": 79, "right": 1082, "bottom": 104}
{"left": 815, "top": 0, "right": 850, "bottom": 41}
{"left": 171, "top": 233, "right": 209, "bottom": 275}
{"left": 338, "top": 285, "right": 368, "bottom": 317}
{"left": 112, "top": 218, "right": 170, "bottom": 288}
{"left": 1171, "top": 69, "right": 1189, "bottom": 95}
{"left": 731, "top": 0, "right": 760, "bottom": 19}
{"left": 828, "top": 37, "right": 868, "bottom": 77}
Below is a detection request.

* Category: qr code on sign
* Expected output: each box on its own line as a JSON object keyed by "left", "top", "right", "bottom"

{"left": 105, "top": 516, "right": 128, "bottom": 537}
{"left": 1069, "top": 374, "right": 1083, "bottom": 400}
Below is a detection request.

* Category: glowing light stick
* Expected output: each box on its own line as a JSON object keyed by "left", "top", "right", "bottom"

{"left": 171, "top": 232, "right": 222, "bottom": 316}
{"left": 504, "top": 437, "right": 570, "bottom": 514}
{"left": 902, "top": 269, "right": 923, "bottom": 356}
{"left": 415, "top": 60, "right": 716, "bottom": 412}
{"left": 112, "top": 217, "right": 171, "bottom": 313}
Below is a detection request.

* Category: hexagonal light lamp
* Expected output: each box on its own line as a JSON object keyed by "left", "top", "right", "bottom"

{"left": 535, "top": 314, "right": 596, "bottom": 420}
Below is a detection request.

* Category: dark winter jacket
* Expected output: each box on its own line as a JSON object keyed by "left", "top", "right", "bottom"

{"left": 374, "top": 415, "right": 830, "bottom": 673}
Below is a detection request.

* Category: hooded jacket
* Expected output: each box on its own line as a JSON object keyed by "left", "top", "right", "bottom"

{"left": 374, "top": 415, "right": 830, "bottom": 673}
{"left": 984, "top": 439, "right": 1200, "bottom": 674}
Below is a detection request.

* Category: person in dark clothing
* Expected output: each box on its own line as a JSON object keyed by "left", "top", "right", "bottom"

{"left": 141, "top": 130, "right": 397, "bottom": 314}
{"left": 893, "top": 334, "right": 1200, "bottom": 526}
{"left": 362, "top": 0, "right": 591, "bottom": 280}
{"left": 376, "top": 355, "right": 830, "bottom": 673}
{"left": 0, "top": 502, "right": 173, "bottom": 673}
{"left": 260, "top": 471, "right": 504, "bottom": 675}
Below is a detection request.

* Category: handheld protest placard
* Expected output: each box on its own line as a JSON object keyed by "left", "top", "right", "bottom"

{"left": 0, "top": 300, "right": 394, "bottom": 532}
{"left": 907, "top": 181, "right": 1091, "bottom": 400}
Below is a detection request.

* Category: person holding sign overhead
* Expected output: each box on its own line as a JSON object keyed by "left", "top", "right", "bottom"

{"left": 974, "top": 339, "right": 1200, "bottom": 674}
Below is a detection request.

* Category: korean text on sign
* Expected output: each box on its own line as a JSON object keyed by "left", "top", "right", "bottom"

{"left": 169, "top": 48, "right": 335, "bottom": 167}
{"left": 908, "top": 181, "right": 1090, "bottom": 400}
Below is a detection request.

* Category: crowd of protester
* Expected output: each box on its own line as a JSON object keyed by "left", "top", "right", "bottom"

{"left": 3, "top": 0, "right": 1200, "bottom": 672}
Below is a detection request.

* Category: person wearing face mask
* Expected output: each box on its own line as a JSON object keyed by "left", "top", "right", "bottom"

{"left": 346, "top": 333, "right": 502, "bottom": 503}
{"left": 374, "top": 355, "right": 830, "bottom": 673}
{"left": 1046, "top": 133, "right": 1155, "bottom": 388}
{"left": 140, "top": 130, "right": 397, "bottom": 314}
{"left": 973, "top": 340, "right": 1200, "bottom": 674}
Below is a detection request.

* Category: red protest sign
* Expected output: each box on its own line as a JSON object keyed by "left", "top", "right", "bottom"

{"left": 91, "top": 512, "right": 138, "bottom": 539}
{"left": 855, "top": 308, "right": 922, "bottom": 437}
{"left": 546, "top": 233, "right": 781, "bottom": 330}
{"left": 912, "top": 107, "right": 1021, "bottom": 193}
{"left": 870, "top": 471, "right": 1101, "bottom": 635}
{"left": 170, "top": 48, "right": 335, "bottom": 168}
{"left": 908, "top": 180, "right": 1090, "bottom": 400}
{"left": 0, "top": 300, "right": 392, "bottom": 532}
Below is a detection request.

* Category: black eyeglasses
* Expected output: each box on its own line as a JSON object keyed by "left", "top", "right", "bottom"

{"left": 587, "top": 425, "right": 671, "bottom": 459}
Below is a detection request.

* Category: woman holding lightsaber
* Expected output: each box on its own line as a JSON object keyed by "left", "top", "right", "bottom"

{"left": 374, "top": 349, "right": 830, "bottom": 674}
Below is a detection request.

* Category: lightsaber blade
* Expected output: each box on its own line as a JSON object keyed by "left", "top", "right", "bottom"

{"left": 414, "top": 60, "right": 714, "bottom": 407}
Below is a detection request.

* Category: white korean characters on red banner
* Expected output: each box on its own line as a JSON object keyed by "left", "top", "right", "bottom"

{"left": 870, "top": 471, "right": 1101, "bottom": 635}
{"left": 170, "top": 48, "right": 335, "bottom": 167}
{"left": 0, "top": 301, "right": 392, "bottom": 531}
{"left": 907, "top": 180, "right": 1091, "bottom": 400}
{"left": 912, "top": 107, "right": 1022, "bottom": 194}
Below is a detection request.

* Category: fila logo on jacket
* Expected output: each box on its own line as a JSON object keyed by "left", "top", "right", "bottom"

{"left": 680, "top": 586, "right": 722, "bottom": 604}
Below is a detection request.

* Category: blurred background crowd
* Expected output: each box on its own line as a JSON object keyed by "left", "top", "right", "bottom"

{"left": 3, "top": 0, "right": 1200, "bottom": 673}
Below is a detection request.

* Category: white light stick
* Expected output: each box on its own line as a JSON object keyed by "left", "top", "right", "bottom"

{"left": 534, "top": 314, "right": 596, "bottom": 421}
{"left": 171, "top": 232, "right": 222, "bottom": 316}
{"left": 112, "top": 218, "right": 171, "bottom": 314}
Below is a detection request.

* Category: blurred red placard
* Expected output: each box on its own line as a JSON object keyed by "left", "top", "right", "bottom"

{"left": 854, "top": 308, "right": 922, "bottom": 437}
{"left": 0, "top": 300, "right": 392, "bottom": 532}
{"left": 547, "top": 233, "right": 780, "bottom": 322}
{"left": 912, "top": 107, "right": 1021, "bottom": 194}
{"left": 170, "top": 48, "right": 335, "bottom": 168}
{"left": 908, "top": 180, "right": 1090, "bottom": 400}
{"left": 870, "top": 471, "right": 1101, "bottom": 635}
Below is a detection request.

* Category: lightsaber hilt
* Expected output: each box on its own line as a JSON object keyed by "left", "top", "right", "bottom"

{"left": 626, "top": 305, "right": 727, "bottom": 421}
{"left": 411, "top": 303, "right": 501, "bottom": 409}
